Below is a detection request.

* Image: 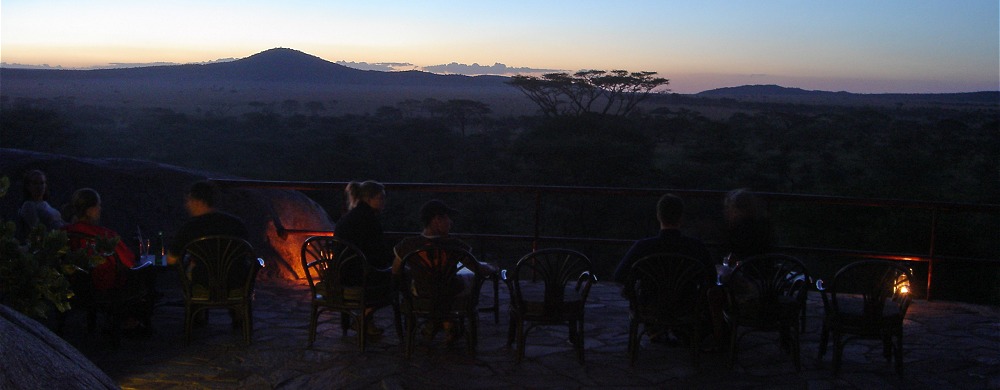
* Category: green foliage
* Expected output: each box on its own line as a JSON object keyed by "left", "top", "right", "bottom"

{"left": 0, "top": 176, "right": 109, "bottom": 318}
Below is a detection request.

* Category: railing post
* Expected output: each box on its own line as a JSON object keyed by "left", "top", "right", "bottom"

{"left": 926, "top": 208, "right": 939, "bottom": 300}
{"left": 533, "top": 192, "right": 542, "bottom": 252}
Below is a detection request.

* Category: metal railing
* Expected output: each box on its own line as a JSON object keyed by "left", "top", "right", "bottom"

{"left": 211, "top": 179, "right": 999, "bottom": 300}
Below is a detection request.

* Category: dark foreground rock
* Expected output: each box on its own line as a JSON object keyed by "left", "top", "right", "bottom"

{"left": 0, "top": 304, "right": 117, "bottom": 389}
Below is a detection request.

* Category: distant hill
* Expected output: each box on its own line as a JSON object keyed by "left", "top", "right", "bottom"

{"left": 0, "top": 47, "right": 507, "bottom": 87}
{"left": 696, "top": 84, "right": 998, "bottom": 105}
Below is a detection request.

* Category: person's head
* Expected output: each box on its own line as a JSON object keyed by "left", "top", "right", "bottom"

{"left": 185, "top": 181, "right": 218, "bottom": 216}
{"left": 724, "top": 188, "right": 766, "bottom": 223}
{"left": 420, "top": 199, "right": 456, "bottom": 236}
{"left": 70, "top": 188, "right": 101, "bottom": 224}
{"left": 357, "top": 181, "right": 386, "bottom": 211}
{"left": 22, "top": 170, "right": 49, "bottom": 201}
{"left": 656, "top": 193, "right": 684, "bottom": 228}
{"left": 344, "top": 181, "right": 361, "bottom": 210}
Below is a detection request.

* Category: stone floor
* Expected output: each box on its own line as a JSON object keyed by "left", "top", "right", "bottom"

{"left": 61, "top": 275, "right": 1000, "bottom": 390}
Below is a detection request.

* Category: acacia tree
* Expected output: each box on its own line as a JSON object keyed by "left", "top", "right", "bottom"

{"left": 442, "top": 99, "right": 491, "bottom": 136}
{"left": 508, "top": 70, "right": 669, "bottom": 117}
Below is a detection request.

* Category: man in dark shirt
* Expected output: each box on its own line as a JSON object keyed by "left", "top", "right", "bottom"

{"left": 167, "top": 181, "right": 250, "bottom": 286}
{"left": 613, "top": 193, "right": 715, "bottom": 284}
{"left": 613, "top": 193, "right": 725, "bottom": 349}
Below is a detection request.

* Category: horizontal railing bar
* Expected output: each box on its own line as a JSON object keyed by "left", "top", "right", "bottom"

{"left": 212, "top": 179, "right": 1000, "bottom": 213}
{"left": 277, "top": 228, "right": 996, "bottom": 266}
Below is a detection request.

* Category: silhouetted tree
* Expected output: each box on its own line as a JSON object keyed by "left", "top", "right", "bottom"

{"left": 442, "top": 99, "right": 491, "bottom": 136}
{"left": 508, "top": 70, "right": 669, "bottom": 117}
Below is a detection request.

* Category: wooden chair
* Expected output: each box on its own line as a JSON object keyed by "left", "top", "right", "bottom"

{"left": 723, "top": 253, "right": 810, "bottom": 371}
{"left": 398, "top": 245, "right": 485, "bottom": 358}
{"left": 301, "top": 235, "right": 400, "bottom": 351}
{"left": 817, "top": 260, "right": 913, "bottom": 375}
{"left": 623, "top": 253, "right": 714, "bottom": 366}
{"left": 502, "top": 248, "right": 596, "bottom": 364}
{"left": 178, "top": 235, "right": 263, "bottom": 345}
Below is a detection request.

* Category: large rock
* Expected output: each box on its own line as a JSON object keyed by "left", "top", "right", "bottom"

{"left": 0, "top": 148, "right": 334, "bottom": 280}
{"left": 0, "top": 304, "right": 118, "bottom": 389}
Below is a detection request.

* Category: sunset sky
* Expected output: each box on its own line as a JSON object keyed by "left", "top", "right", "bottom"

{"left": 2, "top": 0, "right": 997, "bottom": 94}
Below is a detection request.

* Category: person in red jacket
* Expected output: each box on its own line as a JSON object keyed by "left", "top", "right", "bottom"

{"left": 63, "top": 188, "right": 136, "bottom": 292}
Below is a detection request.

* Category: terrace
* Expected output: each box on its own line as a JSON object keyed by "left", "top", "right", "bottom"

{"left": 65, "top": 181, "right": 1000, "bottom": 388}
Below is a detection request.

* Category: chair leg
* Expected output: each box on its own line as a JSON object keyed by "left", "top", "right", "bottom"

{"left": 882, "top": 334, "right": 893, "bottom": 362}
{"left": 832, "top": 331, "right": 844, "bottom": 376}
{"left": 689, "top": 324, "right": 700, "bottom": 368}
{"left": 393, "top": 302, "right": 404, "bottom": 342}
{"left": 492, "top": 278, "right": 500, "bottom": 324}
{"left": 308, "top": 305, "right": 319, "bottom": 347}
{"left": 728, "top": 324, "right": 738, "bottom": 368}
{"left": 515, "top": 320, "right": 526, "bottom": 363}
{"left": 817, "top": 320, "right": 829, "bottom": 358}
{"left": 244, "top": 304, "right": 253, "bottom": 346}
{"left": 358, "top": 313, "right": 367, "bottom": 352}
{"left": 340, "top": 312, "right": 350, "bottom": 337}
{"left": 628, "top": 320, "right": 639, "bottom": 366}
{"left": 466, "top": 316, "right": 478, "bottom": 355}
{"left": 404, "top": 315, "right": 416, "bottom": 359}
{"left": 570, "top": 320, "right": 585, "bottom": 364}
{"left": 790, "top": 327, "right": 801, "bottom": 372}
{"left": 894, "top": 331, "right": 905, "bottom": 376}
{"left": 184, "top": 307, "right": 194, "bottom": 345}
{"left": 506, "top": 313, "right": 516, "bottom": 347}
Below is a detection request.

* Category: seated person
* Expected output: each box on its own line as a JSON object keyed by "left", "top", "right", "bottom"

{"left": 63, "top": 188, "right": 136, "bottom": 292}
{"left": 393, "top": 199, "right": 496, "bottom": 287}
{"left": 166, "top": 181, "right": 251, "bottom": 325}
{"left": 613, "top": 193, "right": 723, "bottom": 349}
{"left": 19, "top": 170, "right": 66, "bottom": 237}
{"left": 63, "top": 188, "right": 148, "bottom": 335}
{"left": 392, "top": 199, "right": 496, "bottom": 342}
{"left": 334, "top": 181, "right": 393, "bottom": 285}
{"left": 334, "top": 180, "right": 393, "bottom": 336}
{"left": 167, "top": 181, "right": 249, "bottom": 280}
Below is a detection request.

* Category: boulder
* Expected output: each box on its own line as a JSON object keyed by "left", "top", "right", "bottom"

{"left": 0, "top": 304, "right": 118, "bottom": 389}
{"left": 0, "top": 148, "right": 334, "bottom": 280}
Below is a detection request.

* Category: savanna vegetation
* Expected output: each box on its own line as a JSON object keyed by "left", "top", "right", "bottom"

{"left": 1, "top": 88, "right": 997, "bottom": 303}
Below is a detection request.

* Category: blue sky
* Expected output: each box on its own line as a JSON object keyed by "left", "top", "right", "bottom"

{"left": 2, "top": 0, "right": 997, "bottom": 93}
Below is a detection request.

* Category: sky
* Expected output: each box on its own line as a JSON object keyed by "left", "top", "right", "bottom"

{"left": 2, "top": 0, "right": 998, "bottom": 94}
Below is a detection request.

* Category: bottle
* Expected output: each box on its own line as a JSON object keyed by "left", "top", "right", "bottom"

{"left": 157, "top": 231, "right": 165, "bottom": 266}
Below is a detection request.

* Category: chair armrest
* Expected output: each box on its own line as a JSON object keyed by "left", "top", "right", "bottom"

{"left": 255, "top": 257, "right": 265, "bottom": 268}
{"left": 130, "top": 261, "right": 153, "bottom": 271}
{"left": 815, "top": 279, "right": 830, "bottom": 310}
{"left": 577, "top": 271, "right": 597, "bottom": 301}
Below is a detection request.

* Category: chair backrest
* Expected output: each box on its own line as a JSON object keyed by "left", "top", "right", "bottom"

{"left": 301, "top": 235, "right": 371, "bottom": 301}
{"left": 509, "top": 248, "right": 594, "bottom": 307}
{"left": 180, "top": 235, "right": 258, "bottom": 301}
{"left": 624, "top": 253, "right": 714, "bottom": 318}
{"left": 399, "top": 245, "right": 477, "bottom": 297}
{"left": 828, "top": 260, "right": 913, "bottom": 320}
{"left": 727, "top": 253, "right": 810, "bottom": 319}
{"left": 399, "top": 245, "right": 480, "bottom": 314}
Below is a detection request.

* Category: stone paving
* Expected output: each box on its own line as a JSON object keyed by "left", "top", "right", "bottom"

{"left": 62, "top": 275, "right": 1000, "bottom": 390}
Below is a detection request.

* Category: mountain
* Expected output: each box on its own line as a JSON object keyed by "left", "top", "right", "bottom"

{"left": 696, "top": 84, "right": 998, "bottom": 104}
{"left": 0, "top": 47, "right": 507, "bottom": 87}
{"left": 697, "top": 84, "right": 849, "bottom": 97}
